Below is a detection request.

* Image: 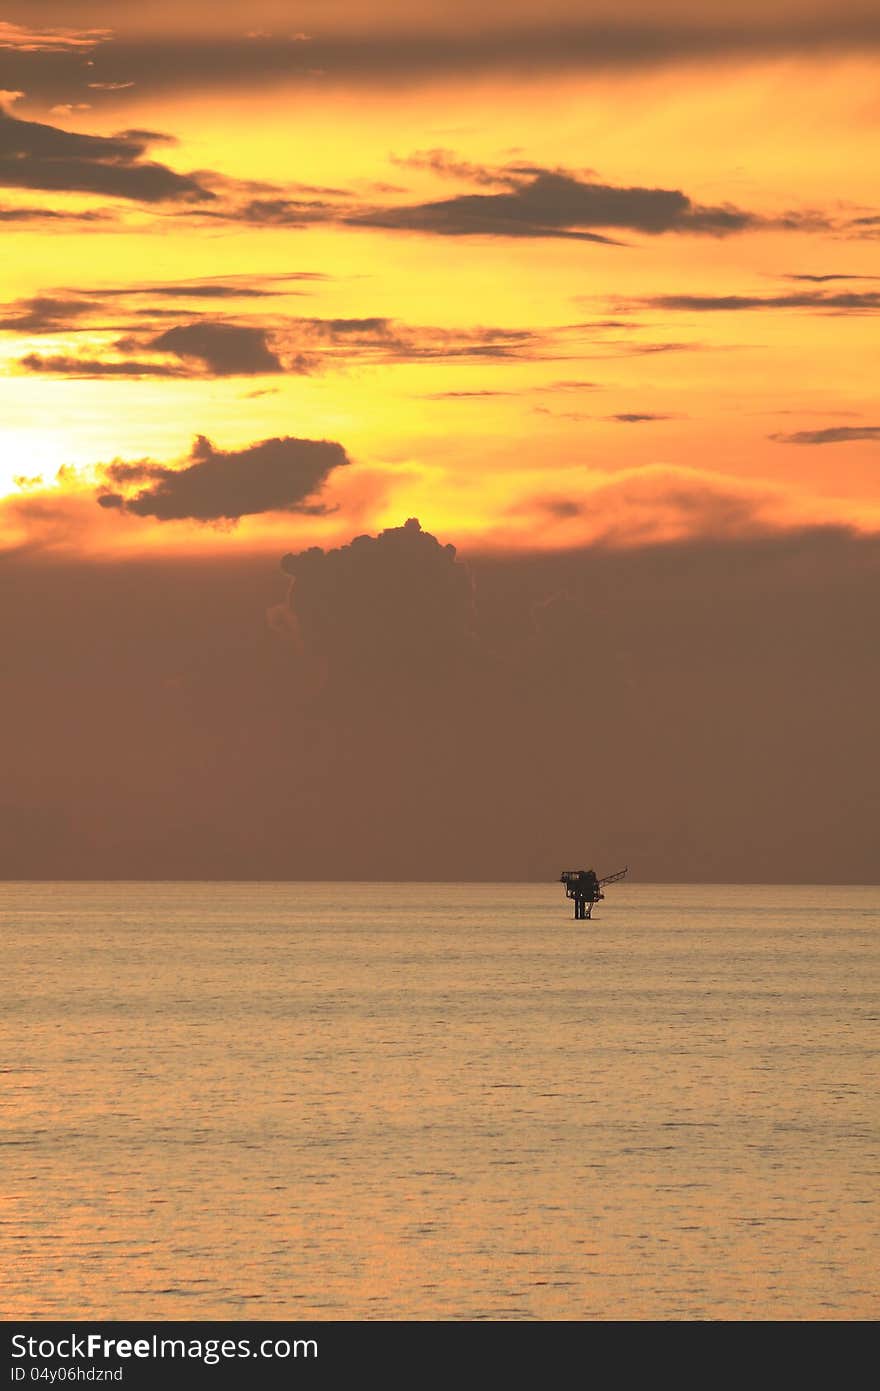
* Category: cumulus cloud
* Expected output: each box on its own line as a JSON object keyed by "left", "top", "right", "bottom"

{"left": 97, "top": 433, "right": 349, "bottom": 521}
{"left": 2, "top": 498, "right": 877, "bottom": 883}
{"left": 279, "top": 516, "right": 476, "bottom": 692}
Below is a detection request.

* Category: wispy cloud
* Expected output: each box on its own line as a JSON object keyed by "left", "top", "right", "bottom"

{"left": 0, "top": 22, "right": 110, "bottom": 54}
{"left": 608, "top": 413, "right": 674, "bottom": 423}
{"left": 624, "top": 290, "right": 880, "bottom": 313}
{"left": 770, "top": 425, "right": 880, "bottom": 444}
{"left": 15, "top": 313, "right": 561, "bottom": 378}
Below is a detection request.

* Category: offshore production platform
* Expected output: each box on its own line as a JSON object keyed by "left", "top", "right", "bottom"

{"left": 560, "top": 866, "right": 628, "bottom": 919}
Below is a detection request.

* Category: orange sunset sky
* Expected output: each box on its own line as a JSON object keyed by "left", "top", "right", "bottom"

{"left": 1, "top": 1, "right": 878, "bottom": 882}
{"left": 1, "top": 0, "right": 879, "bottom": 555}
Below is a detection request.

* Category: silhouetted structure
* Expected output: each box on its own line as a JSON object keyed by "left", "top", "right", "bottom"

{"left": 560, "top": 866, "right": 628, "bottom": 919}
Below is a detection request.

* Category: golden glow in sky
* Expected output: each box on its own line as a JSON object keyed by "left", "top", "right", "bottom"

{"left": 1, "top": 2, "right": 879, "bottom": 555}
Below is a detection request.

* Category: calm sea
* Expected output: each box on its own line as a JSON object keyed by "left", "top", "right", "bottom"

{"left": 1, "top": 882, "right": 876, "bottom": 1321}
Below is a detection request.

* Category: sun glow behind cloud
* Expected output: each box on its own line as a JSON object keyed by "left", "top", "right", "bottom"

{"left": 1, "top": 12, "right": 879, "bottom": 558}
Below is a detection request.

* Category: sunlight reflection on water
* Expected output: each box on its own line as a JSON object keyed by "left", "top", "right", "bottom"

{"left": 1, "top": 881, "right": 877, "bottom": 1319}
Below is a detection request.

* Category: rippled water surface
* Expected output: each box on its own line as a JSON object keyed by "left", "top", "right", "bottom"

{"left": 1, "top": 881, "right": 877, "bottom": 1320}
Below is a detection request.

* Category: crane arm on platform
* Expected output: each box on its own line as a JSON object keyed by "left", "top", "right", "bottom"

{"left": 598, "top": 866, "right": 628, "bottom": 887}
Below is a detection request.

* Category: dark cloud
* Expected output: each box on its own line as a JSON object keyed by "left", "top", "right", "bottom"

{"left": 349, "top": 193, "right": 616, "bottom": 243}
{"left": 632, "top": 290, "right": 880, "bottom": 312}
{"left": 535, "top": 498, "right": 584, "bottom": 519}
{"left": 209, "top": 148, "right": 808, "bottom": 245}
{"left": 532, "top": 406, "right": 592, "bottom": 422}
{"left": 97, "top": 433, "right": 349, "bottom": 521}
{"left": 0, "top": 103, "right": 836, "bottom": 249}
{"left": 594, "top": 341, "right": 699, "bottom": 358}
{"left": 99, "top": 275, "right": 318, "bottom": 300}
{"left": 770, "top": 426, "right": 880, "bottom": 445}
{"left": 0, "top": 109, "right": 213, "bottom": 202}
{"left": 5, "top": 14, "right": 880, "bottom": 106}
{"left": 421, "top": 378, "right": 601, "bottom": 401}
{"left": 390, "top": 148, "right": 557, "bottom": 188}
{"left": 19, "top": 321, "right": 292, "bottom": 379}
{"left": 283, "top": 316, "right": 550, "bottom": 365}
{"left": 146, "top": 322, "right": 284, "bottom": 375}
{"left": 10, "top": 300, "right": 693, "bottom": 380}
{"left": 19, "top": 352, "right": 188, "bottom": 377}
{"left": 779, "top": 273, "right": 880, "bottom": 283}
{"left": 392, "top": 149, "right": 509, "bottom": 185}
{"left": 546, "top": 378, "right": 601, "bottom": 390}
{"left": 847, "top": 215, "right": 880, "bottom": 237}
{"left": 101, "top": 461, "right": 166, "bottom": 485}
{"left": 0, "top": 295, "right": 94, "bottom": 332}
{"left": 2, "top": 273, "right": 325, "bottom": 331}
{"left": 348, "top": 170, "right": 797, "bottom": 242}
{"left": 422, "top": 389, "right": 518, "bottom": 399}
{"left": 0, "top": 202, "right": 110, "bottom": 223}
{"left": 104, "top": 284, "right": 279, "bottom": 305}
{"left": 15, "top": 313, "right": 549, "bottom": 377}
{"left": 609, "top": 413, "right": 673, "bottom": 423}
{"left": 113, "top": 128, "right": 177, "bottom": 146}
{"left": 280, "top": 517, "right": 476, "bottom": 694}
{"left": 297, "top": 316, "right": 395, "bottom": 343}
{"left": 1, "top": 512, "right": 878, "bottom": 881}
{"left": 572, "top": 319, "right": 641, "bottom": 330}
{"left": 233, "top": 196, "right": 344, "bottom": 226}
